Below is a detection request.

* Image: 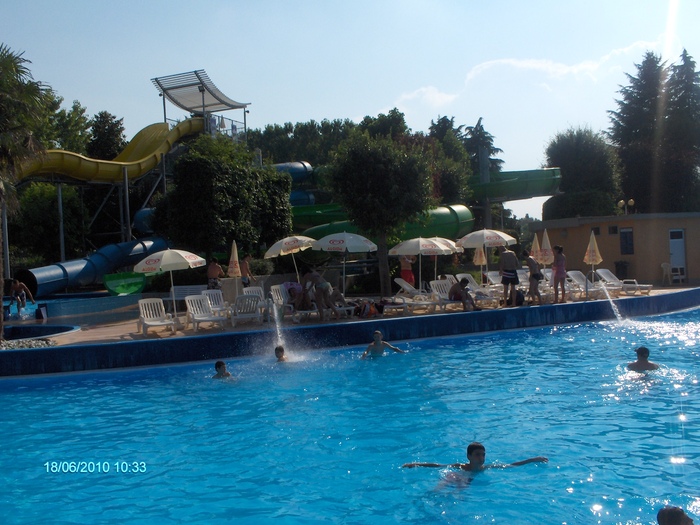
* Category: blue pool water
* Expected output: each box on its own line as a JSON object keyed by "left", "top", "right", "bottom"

{"left": 2, "top": 309, "right": 699, "bottom": 524}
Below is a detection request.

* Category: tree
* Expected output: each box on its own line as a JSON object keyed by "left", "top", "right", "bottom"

{"left": 152, "top": 134, "right": 292, "bottom": 259}
{"left": 543, "top": 126, "right": 619, "bottom": 219}
{"left": 0, "top": 43, "right": 47, "bottom": 338}
{"left": 608, "top": 52, "right": 667, "bottom": 213}
{"left": 87, "top": 111, "right": 127, "bottom": 160}
{"left": 662, "top": 50, "right": 700, "bottom": 211}
{"left": 330, "top": 130, "right": 434, "bottom": 296}
{"left": 461, "top": 118, "right": 504, "bottom": 174}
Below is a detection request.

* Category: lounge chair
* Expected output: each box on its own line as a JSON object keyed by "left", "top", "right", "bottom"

{"left": 429, "top": 279, "right": 467, "bottom": 311}
{"left": 137, "top": 298, "right": 177, "bottom": 336}
{"left": 231, "top": 295, "right": 263, "bottom": 326}
{"left": 541, "top": 268, "right": 584, "bottom": 301}
{"left": 269, "top": 284, "right": 319, "bottom": 323}
{"left": 243, "top": 286, "right": 266, "bottom": 301}
{"left": 201, "top": 289, "right": 230, "bottom": 315}
{"left": 596, "top": 268, "right": 652, "bottom": 295}
{"left": 184, "top": 295, "right": 227, "bottom": 332}
{"left": 566, "top": 270, "right": 611, "bottom": 299}
{"left": 394, "top": 277, "right": 429, "bottom": 298}
{"left": 455, "top": 273, "right": 500, "bottom": 308}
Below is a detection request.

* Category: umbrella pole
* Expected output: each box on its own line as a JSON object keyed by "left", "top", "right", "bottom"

{"left": 343, "top": 254, "right": 346, "bottom": 295}
{"left": 292, "top": 253, "right": 300, "bottom": 282}
{"left": 169, "top": 271, "right": 180, "bottom": 328}
{"left": 419, "top": 255, "right": 422, "bottom": 293}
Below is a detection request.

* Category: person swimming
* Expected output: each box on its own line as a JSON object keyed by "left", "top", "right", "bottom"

{"left": 275, "top": 345, "right": 288, "bottom": 362}
{"left": 361, "top": 330, "right": 405, "bottom": 359}
{"left": 403, "top": 441, "right": 548, "bottom": 472}
{"left": 212, "top": 360, "right": 231, "bottom": 379}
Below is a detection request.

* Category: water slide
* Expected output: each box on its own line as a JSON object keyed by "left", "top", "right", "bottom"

{"left": 292, "top": 168, "right": 561, "bottom": 239}
{"left": 18, "top": 117, "right": 204, "bottom": 183}
{"left": 15, "top": 238, "right": 169, "bottom": 297}
{"left": 15, "top": 119, "right": 206, "bottom": 296}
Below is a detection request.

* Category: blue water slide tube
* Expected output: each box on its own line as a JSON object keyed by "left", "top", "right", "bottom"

{"left": 274, "top": 161, "right": 313, "bottom": 184}
{"left": 15, "top": 237, "right": 169, "bottom": 297}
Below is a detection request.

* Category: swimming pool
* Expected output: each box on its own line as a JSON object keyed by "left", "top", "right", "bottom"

{"left": 2, "top": 308, "right": 698, "bottom": 524}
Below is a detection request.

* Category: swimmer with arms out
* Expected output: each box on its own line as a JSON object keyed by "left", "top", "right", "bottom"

{"left": 361, "top": 330, "right": 405, "bottom": 359}
{"left": 212, "top": 360, "right": 232, "bottom": 379}
{"left": 627, "top": 346, "right": 659, "bottom": 372}
{"left": 403, "top": 441, "right": 548, "bottom": 471}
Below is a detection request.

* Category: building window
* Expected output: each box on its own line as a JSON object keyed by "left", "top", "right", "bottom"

{"left": 608, "top": 226, "right": 618, "bottom": 235}
{"left": 620, "top": 228, "right": 634, "bottom": 255}
{"left": 591, "top": 227, "right": 600, "bottom": 235}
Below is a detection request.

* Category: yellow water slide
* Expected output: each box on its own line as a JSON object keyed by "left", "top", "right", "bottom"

{"left": 18, "top": 117, "right": 204, "bottom": 183}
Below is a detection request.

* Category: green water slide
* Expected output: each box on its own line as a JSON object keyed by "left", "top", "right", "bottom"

{"left": 293, "top": 168, "right": 560, "bottom": 240}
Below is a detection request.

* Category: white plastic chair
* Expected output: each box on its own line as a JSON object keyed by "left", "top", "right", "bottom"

{"left": 231, "top": 295, "right": 263, "bottom": 326}
{"left": 269, "top": 284, "right": 318, "bottom": 322}
{"left": 201, "top": 289, "right": 230, "bottom": 315}
{"left": 429, "top": 279, "right": 465, "bottom": 311}
{"left": 394, "top": 277, "right": 429, "bottom": 297}
{"left": 137, "top": 298, "right": 176, "bottom": 336}
{"left": 566, "top": 270, "right": 610, "bottom": 299}
{"left": 596, "top": 268, "right": 652, "bottom": 295}
{"left": 184, "top": 295, "right": 227, "bottom": 332}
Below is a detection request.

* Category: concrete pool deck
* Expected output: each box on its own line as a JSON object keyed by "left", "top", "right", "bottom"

{"left": 1, "top": 286, "right": 699, "bottom": 377}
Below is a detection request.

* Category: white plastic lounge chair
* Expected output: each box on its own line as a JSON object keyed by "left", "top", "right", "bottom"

{"left": 137, "top": 298, "right": 176, "bottom": 336}
{"left": 429, "top": 279, "right": 467, "bottom": 311}
{"left": 541, "top": 268, "right": 584, "bottom": 301}
{"left": 201, "top": 289, "right": 230, "bottom": 315}
{"left": 596, "top": 268, "right": 652, "bottom": 295}
{"left": 231, "top": 295, "right": 263, "bottom": 326}
{"left": 269, "top": 284, "right": 318, "bottom": 323}
{"left": 184, "top": 295, "right": 227, "bottom": 332}
{"left": 394, "top": 277, "right": 429, "bottom": 298}
{"left": 566, "top": 270, "right": 610, "bottom": 299}
{"left": 455, "top": 273, "right": 499, "bottom": 308}
{"left": 243, "top": 286, "right": 266, "bottom": 301}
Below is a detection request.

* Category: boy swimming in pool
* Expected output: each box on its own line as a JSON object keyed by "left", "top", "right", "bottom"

{"left": 361, "top": 330, "right": 405, "bottom": 359}
{"left": 212, "top": 360, "right": 232, "bottom": 379}
{"left": 627, "top": 346, "right": 659, "bottom": 372}
{"left": 402, "top": 441, "right": 548, "bottom": 471}
{"left": 275, "top": 345, "right": 288, "bottom": 362}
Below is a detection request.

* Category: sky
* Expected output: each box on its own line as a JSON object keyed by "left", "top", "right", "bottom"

{"left": 3, "top": 0, "right": 698, "bottom": 219}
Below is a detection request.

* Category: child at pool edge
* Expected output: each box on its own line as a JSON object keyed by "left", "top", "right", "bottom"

{"left": 627, "top": 346, "right": 660, "bottom": 371}
{"left": 212, "top": 360, "right": 231, "bottom": 379}
{"left": 361, "top": 330, "right": 405, "bottom": 359}
{"left": 402, "top": 441, "right": 548, "bottom": 471}
{"left": 275, "top": 345, "right": 287, "bottom": 362}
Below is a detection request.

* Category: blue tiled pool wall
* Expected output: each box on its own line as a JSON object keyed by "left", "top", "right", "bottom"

{"left": 1, "top": 289, "right": 699, "bottom": 377}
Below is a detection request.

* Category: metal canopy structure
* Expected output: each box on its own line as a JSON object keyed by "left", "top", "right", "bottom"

{"left": 151, "top": 70, "right": 249, "bottom": 114}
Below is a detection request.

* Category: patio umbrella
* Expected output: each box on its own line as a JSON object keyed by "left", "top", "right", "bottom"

{"left": 227, "top": 240, "right": 242, "bottom": 299}
{"left": 389, "top": 237, "right": 457, "bottom": 286}
{"left": 457, "top": 229, "right": 516, "bottom": 284}
{"left": 583, "top": 230, "right": 603, "bottom": 275}
{"left": 540, "top": 229, "right": 554, "bottom": 266}
{"left": 531, "top": 233, "right": 542, "bottom": 264}
{"left": 312, "top": 232, "right": 378, "bottom": 294}
{"left": 427, "top": 237, "right": 464, "bottom": 280}
{"left": 264, "top": 235, "right": 315, "bottom": 282}
{"left": 228, "top": 240, "right": 242, "bottom": 277}
{"left": 473, "top": 246, "right": 487, "bottom": 284}
{"left": 133, "top": 248, "right": 206, "bottom": 324}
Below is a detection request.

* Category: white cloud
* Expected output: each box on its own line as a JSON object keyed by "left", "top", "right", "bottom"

{"left": 395, "top": 86, "right": 459, "bottom": 109}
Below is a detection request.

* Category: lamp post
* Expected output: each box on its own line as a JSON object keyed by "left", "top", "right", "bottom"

{"left": 617, "top": 198, "right": 635, "bottom": 215}
{"left": 243, "top": 109, "right": 249, "bottom": 143}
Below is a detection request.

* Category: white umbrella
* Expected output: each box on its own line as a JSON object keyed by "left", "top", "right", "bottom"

{"left": 583, "top": 230, "right": 603, "bottom": 274}
{"left": 531, "top": 233, "right": 542, "bottom": 264}
{"left": 389, "top": 237, "right": 457, "bottom": 286}
{"left": 312, "top": 232, "right": 378, "bottom": 294}
{"left": 540, "top": 229, "right": 554, "bottom": 266}
{"left": 457, "top": 229, "right": 516, "bottom": 283}
{"left": 264, "top": 235, "right": 315, "bottom": 282}
{"left": 133, "top": 249, "right": 206, "bottom": 324}
{"left": 456, "top": 229, "right": 516, "bottom": 248}
{"left": 228, "top": 240, "right": 242, "bottom": 277}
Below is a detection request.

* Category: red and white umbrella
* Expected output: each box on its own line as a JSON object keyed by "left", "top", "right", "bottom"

{"left": 228, "top": 240, "right": 242, "bottom": 278}
{"left": 312, "top": 232, "right": 377, "bottom": 293}
{"left": 540, "top": 229, "right": 554, "bottom": 266}
{"left": 134, "top": 249, "right": 206, "bottom": 323}
{"left": 389, "top": 237, "right": 459, "bottom": 285}
{"left": 264, "top": 235, "right": 315, "bottom": 282}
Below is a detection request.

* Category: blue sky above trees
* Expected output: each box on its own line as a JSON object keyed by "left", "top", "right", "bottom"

{"left": 3, "top": 0, "right": 699, "bottom": 218}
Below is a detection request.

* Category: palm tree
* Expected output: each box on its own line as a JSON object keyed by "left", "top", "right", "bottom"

{"left": 0, "top": 43, "right": 46, "bottom": 338}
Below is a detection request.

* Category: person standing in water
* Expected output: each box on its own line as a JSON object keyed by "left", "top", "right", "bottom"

{"left": 275, "top": 345, "right": 288, "bottom": 362}
{"left": 627, "top": 346, "right": 659, "bottom": 371}
{"left": 361, "top": 330, "right": 405, "bottom": 359}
